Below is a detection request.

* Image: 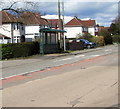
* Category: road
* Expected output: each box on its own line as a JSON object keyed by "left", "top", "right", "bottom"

{"left": 1, "top": 45, "right": 118, "bottom": 79}
{"left": 1, "top": 45, "right": 119, "bottom": 107}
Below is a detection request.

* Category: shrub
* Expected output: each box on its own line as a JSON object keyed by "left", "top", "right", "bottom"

{"left": 1, "top": 42, "right": 39, "bottom": 60}
{"left": 91, "top": 36, "right": 105, "bottom": 47}
{"left": 112, "top": 35, "right": 120, "bottom": 43}
{"left": 98, "top": 30, "right": 113, "bottom": 45}
{"left": 2, "top": 44, "right": 13, "bottom": 59}
{"left": 77, "top": 33, "right": 93, "bottom": 41}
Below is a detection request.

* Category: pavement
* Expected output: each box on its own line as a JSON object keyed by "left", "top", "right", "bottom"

{"left": 31, "top": 44, "right": 119, "bottom": 59}
{"left": 2, "top": 50, "right": 118, "bottom": 107}
{"left": 0, "top": 44, "right": 118, "bottom": 107}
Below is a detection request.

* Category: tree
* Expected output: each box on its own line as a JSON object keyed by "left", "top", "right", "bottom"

{"left": 99, "top": 30, "right": 113, "bottom": 45}
{"left": 0, "top": 1, "right": 40, "bottom": 17}
{"left": 109, "top": 16, "right": 120, "bottom": 35}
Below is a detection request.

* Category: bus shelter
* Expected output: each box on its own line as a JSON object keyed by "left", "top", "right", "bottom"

{"left": 39, "top": 28, "right": 66, "bottom": 54}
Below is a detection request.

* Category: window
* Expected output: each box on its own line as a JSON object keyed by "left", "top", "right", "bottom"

{"left": 21, "top": 24, "right": 24, "bottom": 30}
{"left": 14, "top": 25, "right": 16, "bottom": 30}
{"left": 14, "top": 36, "right": 20, "bottom": 43}
{"left": 17, "top": 23, "right": 19, "bottom": 30}
{"left": 35, "top": 33, "right": 39, "bottom": 36}
{"left": 40, "top": 25, "right": 45, "bottom": 29}
{"left": 21, "top": 26, "right": 24, "bottom": 30}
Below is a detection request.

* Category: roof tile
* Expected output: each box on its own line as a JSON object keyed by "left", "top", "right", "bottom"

{"left": 0, "top": 10, "right": 18, "bottom": 23}
{"left": 65, "top": 17, "right": 96, "bottom": 27}
{"left": 65, "top": 17, "right": 83, "bottom": 27}
{"left": 19, "top": 12, "right": 49, "bottom": 25}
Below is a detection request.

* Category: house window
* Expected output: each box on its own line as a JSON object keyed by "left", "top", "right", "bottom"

{"left": 21, "top": 24, "right": 24, "bottom": 30}
{"left": 17, "top": 23, "right": 19, "bottom": 30}
{"left": 21, "top": 26, "right": 24, "bottom": 30}
{"left": 14, "top": 25, "right": 16, "bottom": 30}
{"left": 40, "top": 25, "right": 45, "bottom": 29}
{"left": 35, "top": 33, "right": 39, "bottom": 36}
{"left": 14, "top": 36, "right": 20, "bottom": 43}
{"left": 13, "top": 24, "right": 19, "bottom": 30}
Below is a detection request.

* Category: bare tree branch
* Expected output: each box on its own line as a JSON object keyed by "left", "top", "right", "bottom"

{"left": 1, "top": 1, "right": 40, "bottom": 14}
{"left": 9, "top": 1, "right": 17, "bottom": 9}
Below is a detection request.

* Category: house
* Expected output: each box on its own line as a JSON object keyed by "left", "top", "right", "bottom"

{"left": 48, "top": 19, "right": 59, "bottom": 29}
{"left": 47, "top": 19, "right": 63, "bottom": 29}
{"left": 94, "top": 26, "right": 110, "bottom": 35}
{"left": 97, "top": 26, "right": 110, "bottom": 32}
{"left": 0, "top": 10, "right": 25, "bottom": 44}
{"left": 47, "top": 19, "right": 64, "bottom": 40}
{"left": 0, "top": 33, "right": 11, "bottom": 44}
{"left": 19, "top": 12, "right": 49, "bottom": 42}
{"left": 64, "top": 16, "right": 98, "bottom": 39}
{"left": 82, "top": 20, "right": 98, "bottom": 36}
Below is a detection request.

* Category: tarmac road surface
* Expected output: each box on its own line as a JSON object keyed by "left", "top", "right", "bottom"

{"left": 1, "top": 45, "right": 118, "bottom": 79}
{"left": 1, "top": 45, "right": 118, "bottom": 107}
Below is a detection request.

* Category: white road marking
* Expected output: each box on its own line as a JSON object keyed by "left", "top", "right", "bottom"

{"left": 54, "top": 55, "right": 85, "bottom": 62}
{"left": 105, "top": 49, "right": 112, "bottom": 52}
{"left": 74, "top": 55, "right": 85, "bottom": 58}
{"left": 96, "top": 48, "right": 102, "bottom": 50}
{"left": 105, "top": 52, "right": 112, "bottom": 55}
{"left": 92, "top": 55, "right": 100, "bottom": 57}
{"left": 1, "top": 69, "right": 40, "bottom": 80}
{"left": 61, "top": 58, "right": 72, "bottom": 61}
{"left": 54, "top": 58, "right": 72, "bottom": 62}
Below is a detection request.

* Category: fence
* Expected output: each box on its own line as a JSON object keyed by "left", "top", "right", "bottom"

{"left": 66, "top": 41, "right": 84, "bottom": 51}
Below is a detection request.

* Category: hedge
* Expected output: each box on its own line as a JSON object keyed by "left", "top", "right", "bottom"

{"left": 1, "top": 42, "right": 39, "bottom": 60}
{"left": 112, "top": 35, "right": 120, "bottom": 43}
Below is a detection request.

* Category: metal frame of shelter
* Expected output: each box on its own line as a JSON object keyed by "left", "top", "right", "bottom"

{"left": 39, "top": 28, "right": 66, "bottom": 54}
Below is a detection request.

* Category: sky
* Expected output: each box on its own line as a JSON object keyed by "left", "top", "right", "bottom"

{"left": 40, "top": 1, "right": 119, "bottom": 27}
{"left": 1, "top": 0, "right": 119, "bottom": 27}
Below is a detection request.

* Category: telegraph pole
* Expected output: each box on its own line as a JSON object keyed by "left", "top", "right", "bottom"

{"left": 58, "top": 0, "right": 66, "bottom": 51}
{"left": 58, "top": 0, "right": 62, "bottom": 50}
{"left": 58, "top": 0, "right": 61, "bottom": 21}
{"left": 58, "top": 0, "right": 62, "bottom": 30}
{"left": 62, "top": 1, "right": 66, "bottom": 51}
{"left": 118, "top": 1, "right": 120, "bottom": 33}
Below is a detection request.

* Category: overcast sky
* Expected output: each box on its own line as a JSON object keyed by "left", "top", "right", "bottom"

{"left": 1, "top": 0, "right": 119, "bottom": 27}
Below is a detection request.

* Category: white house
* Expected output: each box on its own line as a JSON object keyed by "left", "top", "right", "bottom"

{"left": 19, "top": 12, "right": 49, "bottom": 42}
{"left": 0, "top": 11, "right": 25, "bottom": 44}
{"left": 0, "top": 33, "right": 11, "bottom": 44}
{"left": 64, "top": 16, "right": 97, "bottom": 39}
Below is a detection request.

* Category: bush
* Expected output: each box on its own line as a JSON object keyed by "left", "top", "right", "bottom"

{"left": 112, "top": 35, "right": 120, "bottom": 43}
{"left": 98, "top": 30, "right": 113, "bottom": 45}
{"left": 77, "top": 33, "right": 105, "bottom": 47}
{"left": 2, "top": 44, "right": 13, "bottom": 59}
{"left": 1, "top": 42, "right": 39, "bottom": 59}
{"left": 91, "top": 36, "right": 105, "bottom": 47}
{"left": 77, "top": 33, "right": 93, "bottom": 41}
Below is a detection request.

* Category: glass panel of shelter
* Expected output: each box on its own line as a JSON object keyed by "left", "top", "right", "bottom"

{"left": 44, "top": 32, "right": 58, "bottom": 44}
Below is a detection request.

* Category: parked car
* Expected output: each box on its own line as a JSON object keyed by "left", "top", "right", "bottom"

{"left": 72, "top": 39, "right": 96, "bottom": 49}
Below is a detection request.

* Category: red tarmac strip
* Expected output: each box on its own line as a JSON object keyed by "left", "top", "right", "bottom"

{"left": 1, "top": 55, "right": 107, "bottom": 85}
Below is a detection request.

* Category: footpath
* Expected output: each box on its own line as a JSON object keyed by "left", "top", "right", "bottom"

{"left": 26, "top": 44, "right": 116, "bottom": 60}
{"left": 2, "top": 44, "right": 118, "bottom": 61}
